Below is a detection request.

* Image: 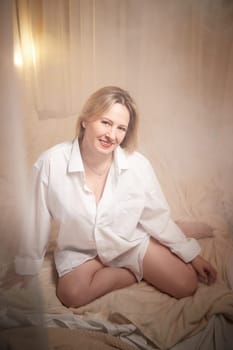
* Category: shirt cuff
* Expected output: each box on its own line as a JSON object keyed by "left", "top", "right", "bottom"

{"left": 170, "top": 238, "right": 201, "bottom": 263}
{"left": 162, "top": 219, "right": 201, "bottom": 263}
{"left": 14, "top": 256, "right": 44, "bottom": 275}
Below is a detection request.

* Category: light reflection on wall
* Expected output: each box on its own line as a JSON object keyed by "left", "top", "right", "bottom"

{"left": 14, "top": 0, "right": 37, "bottom": 68}
{"left": 14, "top": 31, "right": 37, "bottom": 67}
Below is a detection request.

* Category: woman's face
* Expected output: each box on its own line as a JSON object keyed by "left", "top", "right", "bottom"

{"left": 81, "top": 103, "right": 130, "bottom": 156}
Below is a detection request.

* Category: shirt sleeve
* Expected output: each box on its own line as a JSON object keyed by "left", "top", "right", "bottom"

{"left": 14, "top": 159, "right": 52, "bottom": 275}
{"left": 139, "top": 160, "right": 200, "bottom": 263}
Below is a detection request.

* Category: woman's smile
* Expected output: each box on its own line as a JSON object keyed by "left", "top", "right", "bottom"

{"left": 98, "top": 137, "right": 115, "bottom": 149}
{"left": 81, "top": 103, "right": 130, "bottom": 157}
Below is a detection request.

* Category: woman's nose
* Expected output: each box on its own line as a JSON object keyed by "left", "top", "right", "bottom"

{"left": 106, "top": 127, "right": 117, "bottom": 139}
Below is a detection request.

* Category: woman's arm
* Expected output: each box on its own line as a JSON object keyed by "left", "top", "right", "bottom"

{"left": 2, "top": 162, "right": 52, "bottom": 289}
{"left": 14, "top": 160, "right": 52, "bottom": 278}
{"left": 139, "top": 159, "right": 214, "bottom": 265}
{"left": 175, "top": 220, "right": 214, "bottom": 239}
{"left": 0, "top": 269, "right": 34, "bottom": 290}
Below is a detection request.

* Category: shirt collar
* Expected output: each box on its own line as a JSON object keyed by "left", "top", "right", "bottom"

{"left": 68, "top": 138, "right": 84, "bottom": 173}
{"left": 68, "top": 138, "right": 129, "bottom": 174}
{"left": 113, "top": 146, "right": 129, "bottom": 175}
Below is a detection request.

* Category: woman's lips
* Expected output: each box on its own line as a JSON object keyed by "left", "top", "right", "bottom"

{"left": 99, "top": 139, "right": 114, "bottom": 148}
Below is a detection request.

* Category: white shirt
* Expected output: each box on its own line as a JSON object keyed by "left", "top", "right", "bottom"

{"left": 15, "top": 139, "right": 200, "bottom": 280}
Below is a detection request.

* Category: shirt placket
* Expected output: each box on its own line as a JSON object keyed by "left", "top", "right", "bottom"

{"left": 93, "top": 168, "right": 118, "bottom": 262}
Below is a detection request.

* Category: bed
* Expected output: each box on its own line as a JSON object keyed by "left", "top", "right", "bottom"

{"left": 1, "top": 0, "right": 233, "bottom": 348}
{"left": 1, "top": 224, "right": 233, "bottom": 350}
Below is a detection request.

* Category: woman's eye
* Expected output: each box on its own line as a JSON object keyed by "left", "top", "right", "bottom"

{"left": 119, "top": 126, "right": 127, "bottom": 132}
{"left": 101, "top": 120, "right": 110, "bottom": 126}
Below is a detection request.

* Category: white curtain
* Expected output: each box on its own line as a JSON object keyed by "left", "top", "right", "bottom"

{"left": 15, "top": 0, "right": 233, "bottom": 118}
{"left": 15, "top": 0, "right": 97, "bottom": 118}
{"left": 0, "top": 0, "right": 48, "bottom": 337}
{"left": 0, "top": 0, "right": 29, "bottom": 261}
{"left": 14, "top": 0, "right": 233, "bottom": 231}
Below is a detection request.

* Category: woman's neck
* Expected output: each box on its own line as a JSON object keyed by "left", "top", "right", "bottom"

{"left": 80, "top": 141, "right": 113, "bottom": 175}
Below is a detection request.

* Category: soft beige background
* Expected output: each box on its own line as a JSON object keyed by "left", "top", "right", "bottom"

{"left": 22, "top": 0, "right": 233, "bottom": 233}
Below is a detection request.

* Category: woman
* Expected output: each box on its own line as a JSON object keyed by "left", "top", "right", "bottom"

{"left": 14, "top": 86, "right": 216, "bottom": 307}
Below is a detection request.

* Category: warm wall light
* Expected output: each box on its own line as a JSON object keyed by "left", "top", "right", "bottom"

{"left": 24, "top": 37, "right": 37, "bottom": 66}
{"left": 14, "top": 46, "right": 23, "bottom": 67}
{"left": 13, "top": 0, "right": 37, "bottom": 68}
{"left": 14, "top": 0, "right": 23, "bottom": 68}
{"left": 14, "top": 31, "right": 37, "bottom": 68}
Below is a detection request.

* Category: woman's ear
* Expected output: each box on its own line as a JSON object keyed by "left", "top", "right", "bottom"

{"left": 82, "top": 121, "right": 86, "bottom": 128}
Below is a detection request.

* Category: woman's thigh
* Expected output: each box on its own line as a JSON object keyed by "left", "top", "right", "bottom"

{"left": 142, "top": 238, "right": 198, "bottom": 298}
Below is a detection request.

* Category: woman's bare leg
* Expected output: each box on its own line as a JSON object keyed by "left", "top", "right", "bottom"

{"left": 142, "top": 238, "right": 198, "bottom": 299}
{"left": 56, "top": 258, "right": 136, "bottom": 307}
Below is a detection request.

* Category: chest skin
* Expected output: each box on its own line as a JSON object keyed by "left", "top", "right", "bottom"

{"left": 84, "top": 168, "right": 109, "bottom": 204}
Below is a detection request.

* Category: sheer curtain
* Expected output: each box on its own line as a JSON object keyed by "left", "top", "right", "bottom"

{"left": 15, "top": 0, "right": 233, "bottom": 229}
{"left": 0, "top": 0, "right": 48, "bottom": 339}
{"left": 15, "top": 0, "right": 233, "bottom": 118}
{"left": 1, "top": 0, "right": 29, "bottom": 262}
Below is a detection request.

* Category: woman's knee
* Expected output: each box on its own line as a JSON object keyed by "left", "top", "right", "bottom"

{"left": 173, "top": 267, "right": 198, "bottom": 299}
{"left": 56, "top": 282, "right": 86, "bottom": 308}
{"left": 56, "top": 258, "right": 104, "bottom": 307}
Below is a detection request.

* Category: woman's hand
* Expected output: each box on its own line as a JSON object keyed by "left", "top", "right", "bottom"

{"left": 0, "top": 270, "right": 34, "bottom": 290}
{"left": 191, "top": 255, "right": 217, "bottom": 285}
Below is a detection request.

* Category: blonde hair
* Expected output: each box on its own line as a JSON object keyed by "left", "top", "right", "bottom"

{"left": 76, "top": 86, "right": 138, "bottom": 152}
